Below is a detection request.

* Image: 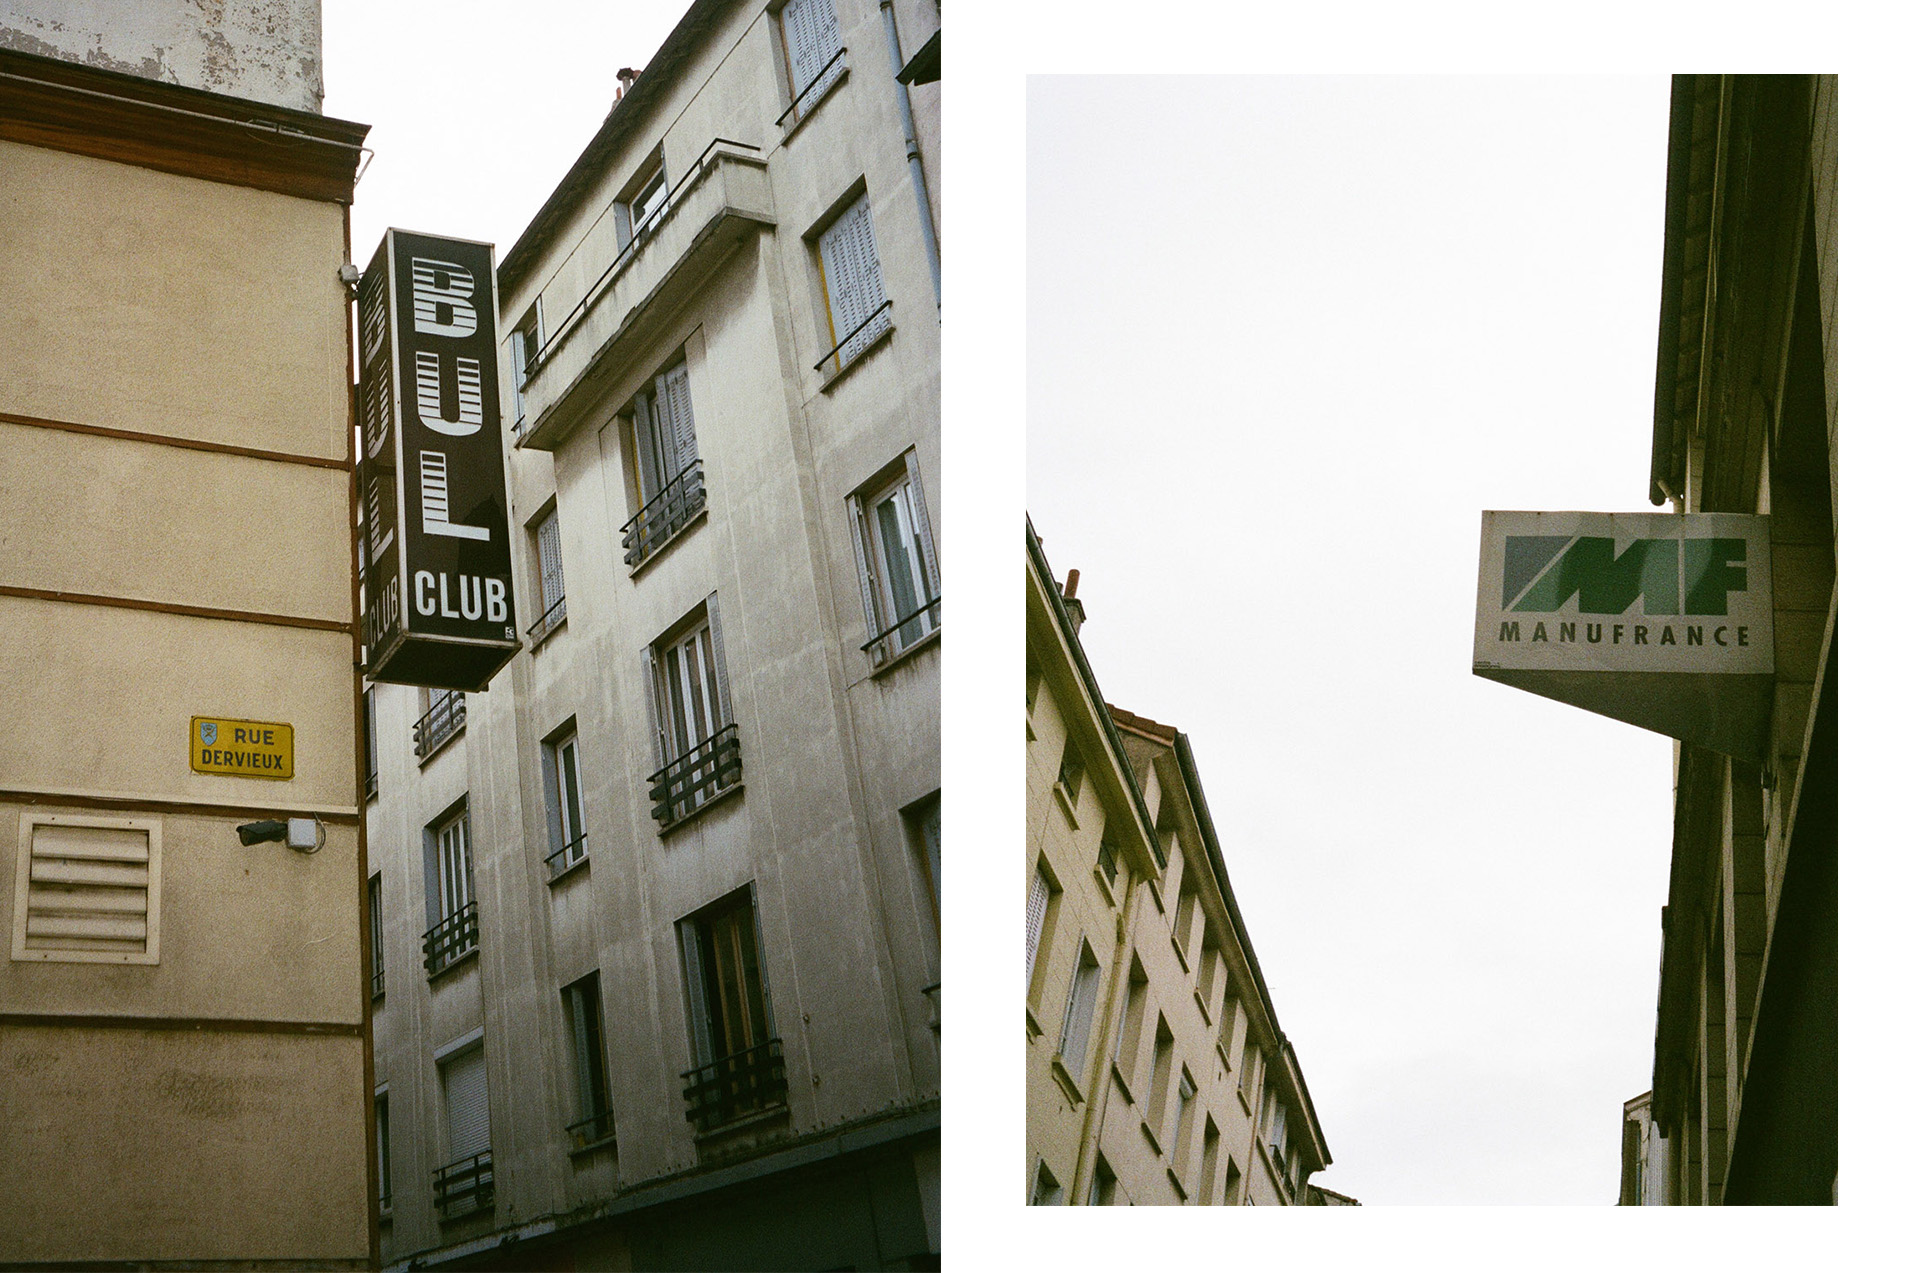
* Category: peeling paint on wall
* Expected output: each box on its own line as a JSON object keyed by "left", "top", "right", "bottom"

{"left": 0, "top": 0, "right": 322, "bottom": 113}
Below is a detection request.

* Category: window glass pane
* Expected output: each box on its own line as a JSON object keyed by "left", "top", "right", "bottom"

{"left": 558, "top": 737, "right": 583, "bottom": 851}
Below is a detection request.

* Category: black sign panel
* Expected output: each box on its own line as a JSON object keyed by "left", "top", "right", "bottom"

{"left": 359, "top": 229, "right": 518, "bottom": 691}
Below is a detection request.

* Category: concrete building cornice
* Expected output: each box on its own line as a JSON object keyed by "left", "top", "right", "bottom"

{"left": 0, "top": 45, "right": 368, "bottom": 204}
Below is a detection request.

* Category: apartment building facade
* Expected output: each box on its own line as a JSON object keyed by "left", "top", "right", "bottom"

{"left": 1026, "top": 526, "right": 1341, "bottom": 1206}
{"left": 364, "top": 0, "right": 940, "bottom": 1265}
{"left": 1638, "top": 73, "right": 1835, "bottom": 1205}
{"left": 0, "top": 2, "right": 375, "bottom": 1265}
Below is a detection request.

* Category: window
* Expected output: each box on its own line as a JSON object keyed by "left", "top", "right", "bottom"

{"left": 906, "top": 792, "right": 940, "bottom": 917}
{"left": 1024, "top": 864, "right": 1058, "bottom": 992}
{"left": 849, "top": 451, "right": 939, "bottom": 664}
{"left": 679, "top": 888, "right": 785, "bottom": 1131}
{"left": 813, "top": 193, "right": 890, "bottom": 376}
{"left": 414, "top": 687, "right": 465, "bottom": 761}
{"left": 1028, "top": 1160, "right": 1063, "bottom": 1207}
{"left": 1219, "top": 992, "right": 1239, "bottom": 1057}
{"left": 435, "top": 1041, "right": 493, "bottom": 1217}
{"left": 1145, "top": 1017, "right": 1175, "bottom": 1149}
{"left": 563, "top": 972, "right": 614, "bottom": 1150}
{"left": 1115, "top": 960, "right": 1149, "bottom": 1090}
{"left": 1057, "top": 940, "right": 1102, "bottom": 1086}
{"left": 528, "top": 505, "right": 566, "bottom": 643}
{"left": 423, "top": 806, "right": 477, "bottom": 975}
{"left": 1199, "top": 1116, "right": 1221, "bottom": 1205}
{"left": 616, "top": 165, "right": 669, "bottom": 249}
{"left": 509, "top": 301, "right": 543, "bottom": 426}
{"left": 623, "top": 358, "right": 705, "bottom": 567}
{"left": 1173, "top": 1069, "right": 1197, "bottom": 1179}
{"left": 1091, "top": 1155, "right": 1119, "bottom": 1206}
{"left": 374, "top": 1088, "right": 392, "bottom": 1215}
{"left": 362, "top": 687, "right": 379, "bottom": 800}
{"left": 11, "top": 813, "right": 161, "bottom": 965}
{"left": 1224, "top": 1157, "right": 1243, "bottom": 1207}
{"left": 1271, "top": 1095, "right": 1291, "bottom": 1169}
{"left": 543, "top": 727, "right": 587, "bottom": 877}
{"left": 1056, "top": 740, "right": 1085, "bottom": 803}
{"left": 645, "top": 596, "right": 740, "bottom": 828}
{"left": 1173, "top": 883, "right": 1198, "bottom": 962}
{"left": 777, "top": 0, "right": 844, "bottom": 123}
{"left": 369, "top": 873, "right": 385, "bottom": 1000}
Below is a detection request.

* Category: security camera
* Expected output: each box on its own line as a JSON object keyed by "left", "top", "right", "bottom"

{"left": 236, "top": 817, "right": 326, "bottom": 853}
{"left": 339, "top": 263, "right": 362, "bottom": 286}
{"left": 238, "top": 819, "right": 286, "bottom": 845}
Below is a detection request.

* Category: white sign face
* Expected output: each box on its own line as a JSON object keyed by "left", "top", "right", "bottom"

{"left": 1474, "top": 511, "right": 1773, "bottom": 675}
{"left": 1473, "top": 511, "right": 1774, "bottom": 757}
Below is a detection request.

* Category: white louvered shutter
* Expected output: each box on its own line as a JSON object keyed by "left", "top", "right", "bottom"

{"left": 782, "top": 0, "right": 841, "bottom": 117}
{"left": 443, "top": 1047, "right": 491, "bottom": 1159}
{"left": 903, "top": 450, "right": 939, "bottom": 602}
{"left": 703, "top": 593, "right": 733, "bottom": 726}
{"left": 536, "top": 510, "right": 565, "bottom": 613}
{"left": 1025, "top": 871, "right": 1050, "bottom": 988}
{"left": 820, "top": 196, "right": 887, "bottom": 362}
{"left": 19, "top": 820, "right": 154, "bottom": 961}
{"left": 658, "top": 362, "right": 698, "bottom": 480}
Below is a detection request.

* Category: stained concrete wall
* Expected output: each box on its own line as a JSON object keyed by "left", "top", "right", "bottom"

{"left": 0, "top": 0, "right": 322, "bottom": 112}
{"left": 368, "top": 0, "right": 940, "bottom": 1262}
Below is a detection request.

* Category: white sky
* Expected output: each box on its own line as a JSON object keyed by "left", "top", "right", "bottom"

{"left": 323, "top": 1, "right": 685, "bottom": 267}
{"left": 1028, "top": 74, "right": 1675, "bottom": 1206}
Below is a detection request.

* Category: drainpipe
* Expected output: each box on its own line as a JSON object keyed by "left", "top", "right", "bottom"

{"left": 879, "top": 3, "right": 940, "bottom": 311}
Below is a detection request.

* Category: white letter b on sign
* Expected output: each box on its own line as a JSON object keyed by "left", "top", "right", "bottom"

{"left": 412, "top": 257, "right": 477, "bottom": 337}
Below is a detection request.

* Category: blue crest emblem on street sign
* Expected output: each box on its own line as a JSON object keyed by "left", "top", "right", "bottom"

{"left": 200, "top": 721, "right": 219, "bottom": 746}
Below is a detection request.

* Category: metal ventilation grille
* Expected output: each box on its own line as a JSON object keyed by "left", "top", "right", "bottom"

{"left": 12, "top": 816, "right": 159, "bottom": 964}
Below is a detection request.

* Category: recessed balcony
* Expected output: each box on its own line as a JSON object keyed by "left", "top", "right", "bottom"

{"left": 517, "top": 143, "right": 774, "bottom": 453}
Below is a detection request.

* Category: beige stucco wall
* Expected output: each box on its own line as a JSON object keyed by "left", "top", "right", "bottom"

{"left": 1027, "top": 559, "right": 1320, "bottom": 1206}
{"left": 0, "top": 138, "right": 350, "bottom": 461}
{"left": 0, "top": 113, "right": 367, "bottom": 1263}
{"left": 0, "top": 1026, "right": 366, "bottom": 1262}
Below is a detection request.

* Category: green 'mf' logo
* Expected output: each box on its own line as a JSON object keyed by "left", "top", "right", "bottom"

{"left": 1503, "top": 536, "right": 1747, "bottom": 616}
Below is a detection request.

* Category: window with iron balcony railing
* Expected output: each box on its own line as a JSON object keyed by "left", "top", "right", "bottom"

{"left": 413, "top": 691, "right": 465, "bottom": 761}
{"left": 623, "top": 457, "right": 705, "bottom": 568}
{"left": 431, "top": 1149, "right": 493, "bottom": 1219}
{"left": 682, "top": 1038, "right": 788, "bottom": 1134}
{"left": 422, "top": 901, "right": 478, "bottom": 976}
{"left": 648, "top": 723, "right": 741, "bottom": 829}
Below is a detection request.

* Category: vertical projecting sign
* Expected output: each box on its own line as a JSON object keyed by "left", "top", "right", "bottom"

{"left": 1472, "top": 511, "right": 1773, "bottom": 758}
{"left": 359, "top": 229, "right": 519, "bottom": 691}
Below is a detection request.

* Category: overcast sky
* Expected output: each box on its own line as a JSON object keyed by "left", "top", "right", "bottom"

{"left": 1028, "top": 75, "right": 1680, "bottom": 1205}
{"left": 324, "top": 1, "right": 682, "bottom": 267}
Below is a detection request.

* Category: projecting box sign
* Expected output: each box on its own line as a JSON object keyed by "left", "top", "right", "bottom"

{"left": 1473, "top": 511, "right": 1773, "bottom": 758}
{"left": 359, "top": 229, "right": 519, "bottom": 691}
{"left": 190, "top": 716, "right": 294, "bottom": 779}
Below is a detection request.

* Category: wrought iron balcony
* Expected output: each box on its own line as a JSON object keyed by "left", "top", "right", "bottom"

{"left": 566, "top": 1109, "right": 615, "bottom": 1152}
{"left": 861, "top": 594, "right": 940, "bottom": 665}
{"left": 422, "top": 902, "right": 478, "bottom": 976}
{"left": 621, "top": 459, "right": 705, "bottom": 569}
{"left": 647, "top": 722, "right": 741, "bottom": 828}
{"left": 681, "top": 1038, "right": 787, "bottom": 1133}
{"left": 431, "top": 1149, "right": 493, "bottom": 1219}
{"left": 364, "top": 768, "right": 379, "bottom": 801}
{"left": 527, "top": 593, "right": 567, "bottom": 645}
{"left": 371, "top": 962, "right": 385, "bottom": 1000}
{"left": 545, "top": 833, "right": 588, "bottom": 879}
{"left": 413, "top": 693, "right": 466, "bottom": 761}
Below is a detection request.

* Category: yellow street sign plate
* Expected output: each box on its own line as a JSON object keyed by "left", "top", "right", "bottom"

{"left": 190, "top": 716, "right": 295, "bottom": 780}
